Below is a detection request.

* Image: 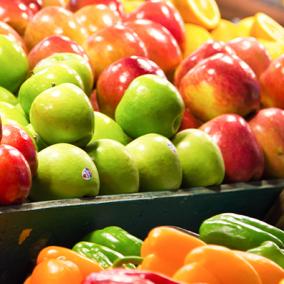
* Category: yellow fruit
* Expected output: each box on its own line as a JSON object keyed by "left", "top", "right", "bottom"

{"left": 237, "top": 16, "right": 254, "bottom": 37}
{"left": 172, "top": 0, "right": 220, "bottom": 30}
{"left": 251, "top": 12, "right": 284, "bottom": 42}
{"left": 211, "top": 19, "right": 241, "bottom": 42}
{"left": 258, "top": 39, "right": 284, "bottom": 60}
{"left": 184, "top": 23, "right": 212, "bottom": 57}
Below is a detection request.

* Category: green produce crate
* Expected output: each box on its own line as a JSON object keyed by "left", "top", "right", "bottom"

{"left": 0, "top": 179, "right": 283, "bottom": 283}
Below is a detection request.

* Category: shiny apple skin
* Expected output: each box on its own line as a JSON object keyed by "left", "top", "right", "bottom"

{"left": 75, "top": 4, "right": 120, "bottom": 36}
{"left": 179, "top": 53, "right": 260, "bottom": 122}
{"left": 249, "top": 108, "right": 284, "bottom": 178}
{"left": 0, "top": 144, "right": 32, "bottom": 205}
{"left": 260, "top": 55, "right": 284, "bottom": 108}
{"left": 0, "top": 0, "right": 35, "bottom": 35}
{"left": 174, "top": 40, "right": 236, "bottom": 88}
{"left": 125, "top": 19, "right": 182, "bottom": 76}
{"left": 97, "top": 55, "right": 166, "bottom": 117}
{"left": 24, "top": 6, "right": 88, "bottom": 50}
{"left": 28, "top": 35, "right": 89, "bottom": 69}
{"left": 201, "top": 114, "right": 264, "bottom": 182}
{"left": 1, "top": 124, "right": 38, "bottom": 175}
{"left": 126, "top": 0, "right": 185, "bottom": 52}
{"left": 83, "top": 24, "right": 148, "bottom": 78}
{"left": 227, "top": 37, "right": 271, "bottom": 79}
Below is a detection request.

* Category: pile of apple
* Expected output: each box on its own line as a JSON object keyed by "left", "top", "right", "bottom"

{"left": 0, "top": 0, "right": 284, "bottom": 206}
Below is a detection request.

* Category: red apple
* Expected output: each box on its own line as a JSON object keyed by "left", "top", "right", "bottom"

{"left": 179, "top": 53, "right": 260, "bottom": 122}
{"left": 174, "top": 41, "right": 236, "bottom": 88}
{"left": 249, "top": 108, "right": 284, "bottom": 178}
{"left": 68, "top": 0, "right": 124, "bottom": 16}
{"left": 125, "top": 19, "right": 182, "bottom": 77}
{"left": 179, "top": 108, "right": 202, "bottom": 130}
{"left": 0, "top": 0, "right": 35, "bottom": 35}
{"left": 1, "top": 124, "right": 37, "bottom": 175}
{"left": 0, "top": 144, "right": 32, "bottom": 205}
{"left": 24, "top": 6, "right": 88, "bottom": 50}
{"left": 28, "top": 35, "right": 89, "bottom": 69}
{"left": 200, "top": 114, "right": 264, "bottom": 182}
{"left": 75, "top": 4, "right": 121, "bottom": 36}
{"left": 0, "top": 21, "right": 27, "bottom": 53}
{"left": 126, "top": 0, "right": 185, "bottom": 52}
{"left": 260, "top": 55, "right": 284, "bottom": 108}
{"left": 96, "top": 55, "right": 166, "bottom": 117}
{"left": 227, "top": 37, "right": 271, "bottom": 78}
{"left": 83, "top": 24, "right": 148, "bottom": 78}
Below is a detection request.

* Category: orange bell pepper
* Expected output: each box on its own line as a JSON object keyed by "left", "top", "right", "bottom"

{"left": 27, "top": 258, "right": 83, "bottom": 284}
{"left": 236, "top": 251, "right": 284, "bottom": 284}
{"left": 139, "top": 226, "right": 205, "bottom": 277}
{"left": 37, "top": 246, "right": 102, "bottom": 278}
{"left": 178, "top": 245, "right": 262, "bottom": 284}
{"left": 173, "top": 262, "right": 220, "bottom": 284}
{"left": 23, "top": 276, "right": 31, "bottom": 284}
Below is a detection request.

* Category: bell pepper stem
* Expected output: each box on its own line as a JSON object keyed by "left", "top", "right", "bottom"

{"left": 112, "top": 256, "right": 143, "bottom": 268}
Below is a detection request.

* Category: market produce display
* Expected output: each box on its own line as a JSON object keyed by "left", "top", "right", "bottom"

{"left": 24, "top": 214, "right": 284, "bottom": 283}
{"left": 0, "top": 0, "right": 283, "bottom": 205}
{"left": 1, "top": 1, "right": 284, "bottom": 282}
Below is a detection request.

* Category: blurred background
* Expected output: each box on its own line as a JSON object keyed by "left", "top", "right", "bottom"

{"left": 217, "top": 0, "right": 284, "bottom": 25}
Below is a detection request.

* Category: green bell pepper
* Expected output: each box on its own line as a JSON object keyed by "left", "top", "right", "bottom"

{"left": 248, "top": 241, "right": 284, "bottom": 269}
{"left": 83, "top": 226, "right": 142, "bottom": 256}
{"left": 72, "top": 241, "right": 124, "bottom": 269}
{"left": 199, "top": 213, "right": 284, "bottom": 250}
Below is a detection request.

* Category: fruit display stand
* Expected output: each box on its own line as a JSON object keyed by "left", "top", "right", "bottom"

{"left": 1, "top": 179, "right": 283, "bottom": 283}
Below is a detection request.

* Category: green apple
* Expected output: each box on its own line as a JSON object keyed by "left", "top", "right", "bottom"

{"left": 30, "top": 143, "right": 100, "bottom": 201}
{"left": 126, "top": 133, "right": 182, "bottom": 191}
{"left": 115, "top": 74, "right": 184, "bottom": 138}
{"left": 88, "top": 112, "right": 131, "bottom": 146}
{"left": 18, "top": 64, "right": 84, "bottom": 116}
{"left": 0, "top": 86, "right": 18, "bottom": 105}
{"left": 0, "top": 102, "right": 28, "bottom": 126}
{"left": 30, "top": 83, "right": 94, "bottom": 147}
{"left": 0, "top": 35, "right": 28, "bottom": 93}
{"left": 172, "top": 129, "right": 225, "bottom": 187}
{"left": 34, "top": 52, "right": 94, "bottom": 96}
{"left": 86, "top": 139, "right": 139, "bottom": 195}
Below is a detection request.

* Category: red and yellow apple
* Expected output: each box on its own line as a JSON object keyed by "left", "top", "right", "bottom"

{"left": 125, "top": 19, "right": 182, "bottom": 77}
{"left": 75, "top": 4, "right": 121, "bottom": 36}
{"left": 1, "top": 124, "right": 38, "bottom": 175}
{"left": 179, "top": 53, "right": 260, "bottom": 121}
{"left": 200, "top": 114, "right": 264, "bottom": 182}
{"left": 0, "top": 144, "right": 32, "bottom": 205}
{"left": 126, "top": 0, "right": 186, "bottom": 52}
{"left": 83, "top": 24, "right": 148, "bottom": 78}
{"left": 24, "top": 6, "right": 88, "bottom": 49}
{"left": 174, "top": 40, "right": 236, "bottom": 88}
{"left": 227, "top": 37, "right": 271, "bottom": 78}
{"left": 28, "top": 35, "right": 89, "bottom": 69}
{"left": 260, "top": 55, "right": 284, "bottom": 108}
{"left": 249, "top": 108, "right": 284, "bottom": 178}
{"left": 0, "top": 0, "right": 35, "bottom": 35}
